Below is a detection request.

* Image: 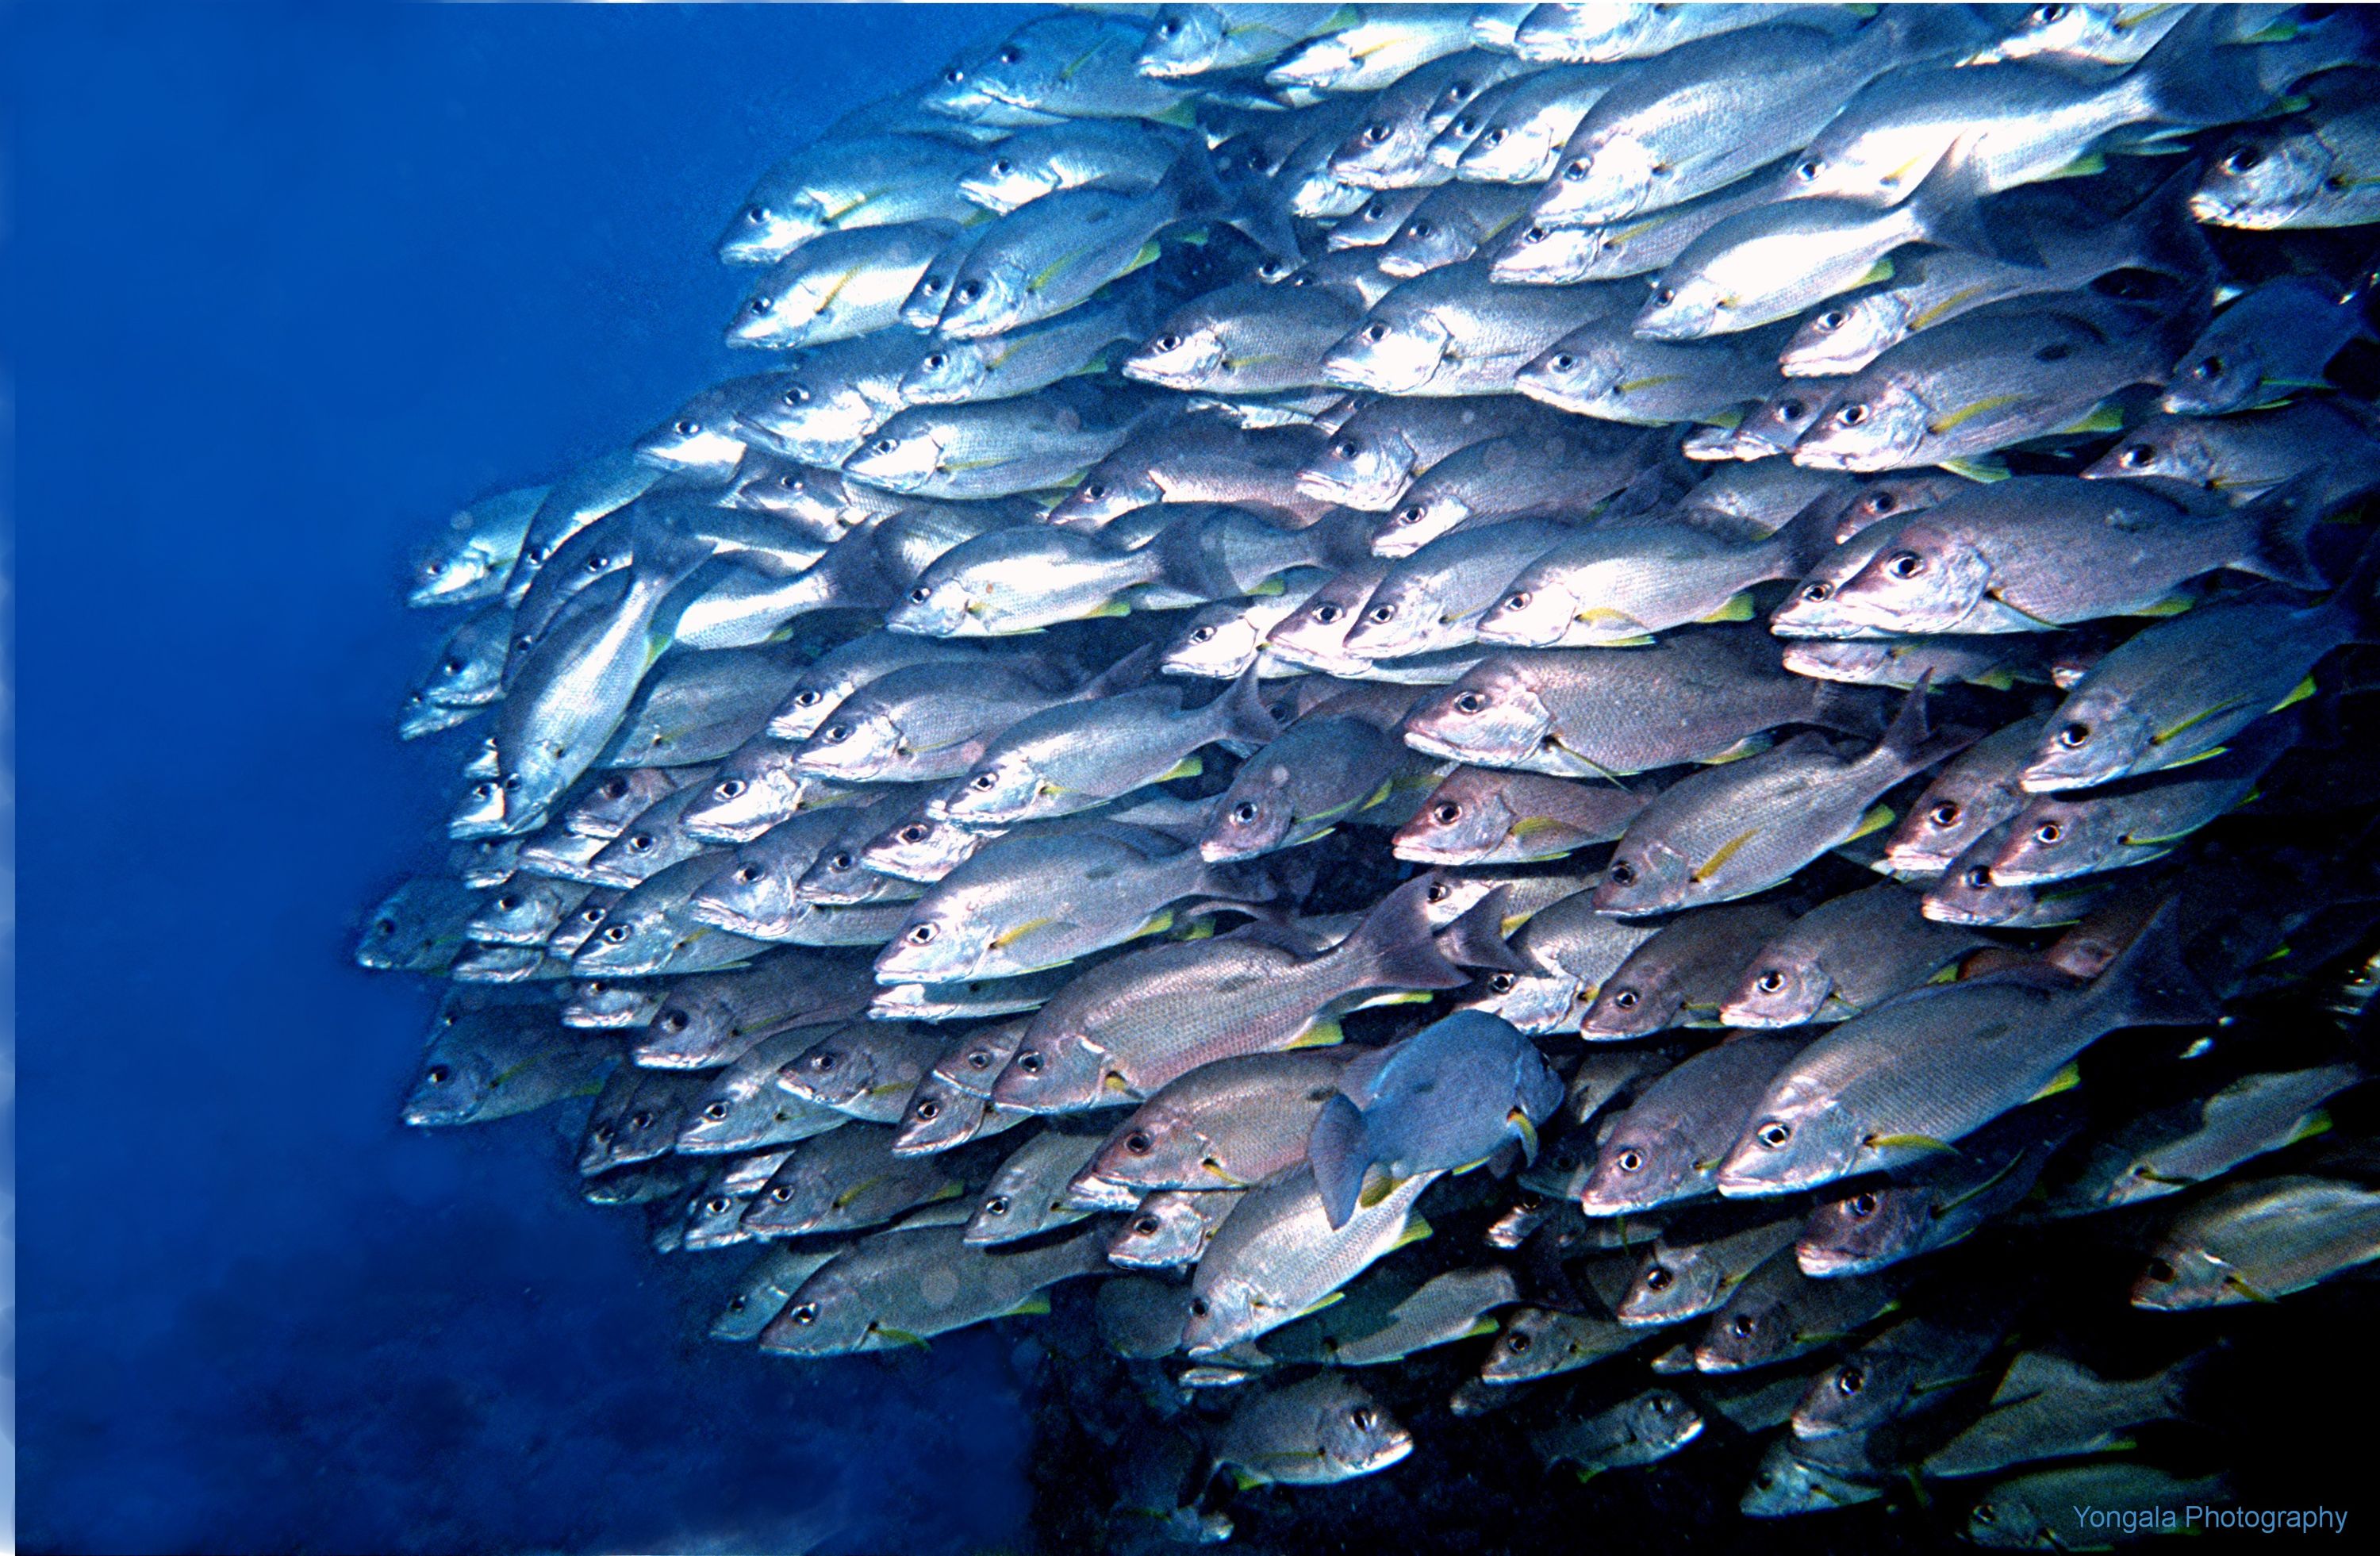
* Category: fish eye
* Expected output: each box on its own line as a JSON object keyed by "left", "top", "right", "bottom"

{"left": 1755, "top": 970, "right": 1786, "bottom": 993}
{"left": 2144, "top": 1257, "right": 2176, "bottom": 1283}
{"left": 971, "top": 772, "right": 998, "bottom": 790}
{"left": 1159, "top": 17, "right": 1180, "bottom": 36}
{"left": 1132, "top": 1214, "right": 1161, "bottom": 1235}
{"left": 769, "top": 1184, "right": 794, "bottom": 1203}
{"left": 954, "top": 281, "right": 983, "bottom": 304}
{"left": 1643, "top": 1266, "right": 1672, "bottom": 1291}
{"left": 2223, "top": 145, "right": 2264, "bottom": 175}
{"left": 1848, "top": 1191, "right": 1878, "bottom": 1217}
{"left": 1426, "top": 882, "right": 1450, "bottom": 903}
{"left": 1611, "top": 989, "right": 1639, "bottom": 1009}
{"left": 2056, "top": 722, "right": 2091, "bottom": 748}
{"left": 820, "top": 724, "right": 850, "bottom": 743}
{"left": 631, "top": 832, "right": 664, "bottom": 855}
{"left": 2034, "top": 820, "right": 2064, "bottom": 845}
{"left": 793, "top": 689, "right": 822, "bottom": 706}
{"left": 1776, "top": 401, "right": 1806, "bottom": 423}
{"left": 628, "top": 1110, "right": 655, "bottom": 1131}
{"left": 424, "top": 1064, "right": 451, "bottom": 1085}
{"left": 1730, "top": 1315, "right": 1756, "bottom": 1338}
{"left": 1549, "top": 353, "right": 1575, "bottom": 372}
{"left": 1084, "top": 482, "right": 1109, "bottom": 501}
{"left": 985, "top": 1195, "right": 1010, "bottom": 1216}
{"left": 743, "top": 205, "right": 767, "bottom": 225}
{"left": 494, "top": 893, "right": 521, "bottom": 912}
{"left": 592, "top": 1123, "right": 615, "bottom": 1143}
{"left": 1430, "top": 801, "right": 1461, "bottom": 825}
{"left": 602, "top": 924, "right": 631, "bottom": 943}
{"left": 1606, "top": 862, "right": 1637, "bottom": 886}
{"left": 1188, "top": 1296, "right": 1210, "bottom": 1316}
{"left": 2193, "top": 355, "right": 2224, "bottom": 381}
{"left": 1616, "top": 1148, "right": 1645, "bottom": 1174}
{"left": 1231, "top": 802, "right": 1258, "bottom": 824}
{"left": 1453, "top": 690, "right": 1488, "bottom": 714}
{"left": 2117, "top": 443, "right": 2158, "bottom": 470}
{"left": 914, "top": 1098, "right": 941, "bottom": 1120}
{"left": 1154, "top": 333, "right": 1183, "bottom": 352}
{"left": 1564, "top": 159, "right": 1588, "bottom": 181}
{"left": 908, "top": 586, "right": 933, "bottom": 605}
{"left": 1653, "top": 286, "right": 1676, "bottom": 307}
{"left": 2036, "top": 342, "right": 2072, "bottom": 363}
{"left": 966, "top": 1050, "right": 993, "bottom": 1069}
{"left": 1361, "top": 323, "right": 1388, "bottom": 343}
{"left": 1349, "top": 1406, "right": 1377, "bottom": 1432}
{"left": 673, "top": 418, "right": 699, "bottom": 437}
{"left": 1501, "top": 590, "right": 1531, "bottom": 613}
{"left": 1017, "top": 1051, "right": 1042, "bottom": 1074}
{"left": 1884, "top": 551, "right": 1925, "bottom": 579}
{"left": 1795, "top": 158, "right": 1824, "bottom": 182}
{"left": 1125, "top": 1131, "right": 1154, "bottom": 1155}
{"left": 922, "top": 352, "right": 947, "bottom": 371}
{"left": 1409, "top": 221, "right": 1434, "bottom": 239}
{"left": 1756, "top": 1120, "right": 1792, "bottom": 1149}
{"left": 791, "top": 1302, "right": 817, "bottom": 1324}
{"left": 1800, "top": 582, "right": 1833, "bottom": 603}
{"left": 1488, "top": 972, "right": 1516, "bottom": 993}
{"left": 1836, "top": 1365, "right": 1866, "bottom": 1395}
{"left": 441, "top": 658, "right": 467, "bottom": 676}
{"left": 660, "top": 1010, "right": 690, "bottom": 1034}
{"left": 1927, "top": 800, "right": 1961, "bottom": 828}
{"left": 727, "top": 1294, "right": 748, "bottom": 1312}
{"left": 1312, "top": 602, "right": 1344, "bottom": 624}
{"left": 781, "top": 386, "right": 809, "bottom": 405}
{"left": 1963, "top": 866, "right": 1992, "bottom": 889}
{"left": 703, "top": 1101, "right": 730, "bottom": 1120}
{"left": 827, "top": 852, "right": 854, "bottom": 872}
{"left": 1503, "top": 1328, "right": 1534, "bottom": 1354}
{"left": 747, "top": 296, "right": 774, "bottom": 316}
{"left": 1838, "top": 404, "right": 1870, "bottom": 426}
{"left": 996, "top": 44, "right": 1019, "bottom": 63}
{"left": 1395, "top": 505, "right": 1425, "bottom": 526}
{"left": 502, "top": 774, "right": 523, "bottom": 791}
{"left": 1366, "top": 604, "right": 1395, "bottom": 624}
{"left": 869, "top": 437, "right": 898, "bottom": 456}
{"left": 1814, "top": 310, "right": 1846, "bottom": 332}
{"left": 1189, "top": 624, "right": 1216, "bottom": 644}
{"left": 712, "top": 778, "right": 748, "bottom": 804}
{"left": 1522, "top": 225, "right": 1546, "bottom": 244}
{"left": 733, "top": 864, "right": 761, "bottom": 885}
{"left": 905, "top": 923, "right": 937, "bottom": 945}
{"left": 2037, "top": 2, "right": 2070, "bottom": 20}
{"left": 899, "top": 824, "right": 931, "bottom": 844}
{"left": 704, "top": 1195, "right": 731, "bottom": 1216}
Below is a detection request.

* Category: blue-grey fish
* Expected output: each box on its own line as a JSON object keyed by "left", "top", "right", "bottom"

{"left": 1326, "top": 263, "right": 1631, "bottom": 396}
{"left": 1310, "top": 1010, "right": 1562, "bottom": 1228}
{"left": 409, "top": 485, "right": 546, "bottom": 609}
{"left": 726, "top": 220, "right": 962, "bottom": 351}
{"left": 1200, "top": 714, "right": 1441, "bottom": 861}
{"left": 2084, "top": 398, "right": 2380, "bottom": 510}
{"left": 2163, "top": 271, "right": 2375, "bottom": 416}
{"left": 2132, "top": 1173, "right": 2380, "bottom": 1309}
{"left": 1134, "top": 5, "right": 1350, "bottom": 79}
{"left": 1797, "top": 1099, "right": 2079, "bottom": 1277}
{"left": 1208, "top": 1373, "right": 1414, "bottom": 1488}
{"left": 718, "top": 134, "right": 984, "bottom": 266}
{"left": 1580, "top": 1033, "right": 1810, "bottom": 1216}
{"left": 1394, "top": 766, "right": 1649, "bottom": 866}
{"left": 356, "top": 876, "right": 482, "bottom": 972}
{"left": 2193, "top": 83, "right": 2380, "bottom": 229}
{"left": 1266, "top": 9, "right": 1477, "bottom": 94}
{"left": 1923, "top": 1349, "right": 2203, "bottom": 1481}
{"left": 401, "top": 997, "right": 612, "bottom": 1126}
{"left": 1720, "top": 883, "right": 1984, "bottom": 1028}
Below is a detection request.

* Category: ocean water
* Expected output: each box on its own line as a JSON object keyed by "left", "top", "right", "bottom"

{"left": 12, "top": 6, "right": 1042, "bottom": 1553}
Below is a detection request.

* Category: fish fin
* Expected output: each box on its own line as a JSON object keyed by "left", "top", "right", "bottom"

{"left": 1102, "top": 1070, "right": 1135, "bottom": 1093}
{"left": 1357, "top": 778, "right": 1396, "bottom": 813}
{"left": 833, "top": 1173, "right": 890, "bottom": 1209}
{"left": 1173, "top": 917, "right": 1217, "bottom": 942}
{"left": 2059, "top": 402, "right": 2127, "bottom": 437}
{"left": 1847, "top": 803, "right": 1897, "bottom": 843}
{"left": 2232, "top": 479, "right": 2329, "bottom": 590}
{"left": 989, "top": 916, "right": 1057, "bottom": 951}
{"left": 1696, "top": 592, "right": 1757, "bottom": 624}
{"left": 1250, "top": 575, "right": 1286, "bottom": 597}
{"left": 2287, "top": 1108, "right": 2335, "bottom": 1146}
{"left": 1004, "top": 1293, "right": 1052, "bottom": 1318}
{"left": 1926, "top": 392, "right": 2030, "bottom": 438}
{"left": 2224, "top": 1273, "right": 2279, "bottom": 1304}
{"left": 1214, "top": 662, "right": 1286, "bottom": 748}
{"left": 1690, "top": 826, "right": 1762, "bottom": 885}
{"left": 1357, "top": 1172, "right": 1403, "bottom": 1210}
{"left": 2272, "top": 673, "right": 2318, "bottom": 713}
{"left": 1700, "top": 732, "right": 1774, "bottom": 765}
{"left": 1509, "top": 1107, "right": 1540, "bottom": 1165}
{"left": 1152, "top": 98, "right": 1200, "bottom": 130}
{"left": 1289, "top": 1016, "right": 1345, "bottom": 1048}
{"left": 1133, "top": 908, "right": 1176, "bottom": 941}
{"left": 873, "top": 1326, "right": 932, "bottom": 1350}
{"left": 1701, "top": 408, "right": 1745, "bottom": 431}
{"left": 2086, "top": 898, "right": 2219, "bottom": 1030}
{"left": 1938, "top": 455, "right": 2010, "bottom": 483}
{"left": 1308, "top": 1093, "right": 1369, "bottom": 1231}
{"left": 1229, "top": 1469, "right": 1265, "bottom": 1492}
{"left": 1391, "top": 1213, "right": 1433, "bottom": 1251}
{"left": 2029, "top": 1060, "right": 2083, "bottom": 1102}
{"left": 1083, "top": 597, "right": 1134, "bottom": 619}
{"left": 1911, "top": 135, "right": 2038, "bottom": 267}
{"left": 1868, "top": 1133, "right": 1960, "bottom": 1155}
{"left": 1157, "top": 755, "right": 1205, "bottom": 783}
{"left": 1434, "top": 884, "right": 1530, "bottom": 974}
{"left": 2043, "top": 151, "right": 2106, "bottom": 182}
{"left": 1124, "top": 239, "right": 1164, "bottom": 277}
{"left": 1289, "top": 1291, "right": 1345, "bottom": 1322}
{"left": 925, "top": 1181, "right": 965, "bottom": 1203}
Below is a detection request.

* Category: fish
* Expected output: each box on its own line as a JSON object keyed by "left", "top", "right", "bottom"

{"left": 710, "top": 1243, "right": 849, "bottom": 1343}
{"left": 1966, "top": 1464, "right": 2230, "bottom": 1549}
{"left": 1393, "top": 766, "right": 1649, "bottom": 866}
{"left": 2054, "top": 1063, "right": 2361, "bottom": 1212}
{"left": 2193, "top": 84, "right": 2380, "bottom": 230}
{"left": 2132, "top": 1173, "right": 2380, "bottom": 1308}
{"left": 409, "top": 485, "right": 546, "bottom": 608}
{"left": 1199, "top": 714, "right": 1439, "bottom": 861}
{"left": 1618, "top": 1210, "right": 1806, "bottom": 1328}
{"left": 1594, "top": 683, "right": 1973, "bottom": 916}
{"left": 1798, "top": 1101, "right": 2080, "bottom": 1280}
{"left": 718, "top": 134, "right": 985, "bottom": 267}
{"left": 1325, "top": 262, "right": 1631, "bottom": 396}
{"left": 739, "top": 1122, "right": 965, "bottom": 1239}
{"left": 1719, "top": 883, "right": 1990, "bottom": 1028}
{"left": 1580, "top": 1034, "right": 1811, "bottom": 1216}
{"left": 1207, "top": 1374, "right": 1414, "bottom": 1488}
{"left": 1922, "top": 1350, "right": 2203, "bottom": 1480}
{"left": 1368, "top": 421, "right": 1660, "bottom": 558}
{"left": 681, "top": 1147, "right": 802, "bottom": 1251}
{"left": 1789, "top": 1294, "right": 2017, "bottom": 1439}
{"left": 759, "top": 1219, "right": 1107, "bottom": 1355}
{"left": 1456, "top": 63, "right": 1624, "bottom": 184}
{"left": 1294, "top": 394, "right": 1557, "bottom": 511}
{"left": 964, "top": 1128, "right": 1107, "bottom": 1246}
{"left": 401, "top": 997, "right": 613, "bottom": 1127}
{"left": 1183, "top": 1166, "right": 1438, "bottom": 1354}
{"left": 2166, "top": 270, "right": 2376, "bottom": 416}
{"left": 1479, "top": 1304, "right": 1645, "bottom": 1386}
{"left": 843, "top": 382, "right": 1158, "bottom": 500}
{"left": 727, "top": 221, "right": 962, "bottom": 351}
{"left": 775, "top": 1020, "right": 946, "bottom": 1123}
{"left": 2084, "top": 398, "right": 2380, "bottom": 510}
{"left": 1345, "top": 516, "right": 1583, "bottom": 659}
{"left": 897, "top": 292, "right": 1148, "bottom": 408}
{"left": 1308, "top": 1010, "right": 1561, "bottom": 1228}
{"left": 1123, "top": 272, "right": 1370, "bottom": 396}
{"left": 1134, "top": 5, "right": 1350, "bottom": 79}
{"left": 1716, "top": 904, "right": 2215, "bottom": 1199}
{"left": 1266, "top": 10, "right": 1477, "bottom": 95}
{"left": 355, "top": 876, "right": 482, "bottom": 972}
{"left": 1880, "top": 713, "right": 2052, "bottom": 880}
{"left": 1691, "top": 1254, "right": 1904, "bottom": 1374}
{"left": 1108, "top": 1188, "right": 1242, "bottom": 1271}
{"left": 1273, "top": 1264, "right": 1521, "bottom": 1367}
{"left": 1580, "top": 901, "right": 1798, "bottom": 1039}
{"left": 1077, "top": 1050, "right": 1353, "bottom": 1197}
{"left": 578, "top": 1066, "right": 708, "bottom": 1177}
{"left": 675, "top": 1026, "right": 854, "bottom": 1155}
{"left": 572, "top": 851, "right": 771, "bottom": 977}
{"left": 1534, "top": 1388, "right": 1706, "bottom": 1479}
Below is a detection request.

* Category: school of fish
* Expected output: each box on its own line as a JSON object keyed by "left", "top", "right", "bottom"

{"left": 364, "top": 4, "right": 2380, "bottom": 1547}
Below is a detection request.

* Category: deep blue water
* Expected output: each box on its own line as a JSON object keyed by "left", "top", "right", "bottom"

{"left": 11, "top": 6, "right": 1046, "bottom": 1552}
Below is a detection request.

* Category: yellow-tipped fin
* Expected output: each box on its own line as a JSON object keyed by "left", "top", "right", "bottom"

{"left": 1005, "top": 1293, "right": 1052, "bottom": 1318}
{"left": 1939, "top": 455, "right": 2010, "bottom": 483}
{"left": 1697, "top": 592, "right": 1757, "bottom": 624}
{"left": 2059, "top": 402, "right": 2126, "bottom": 436}
{"left": 2044, "top": 151, "right": 2106, "bottom": 181}
{"left": 1856, "top": 255, "right": 1896, "bottom": 288}
{"left": 990, "top": 916, "right": 1057, "bottom": 951}
{"left": 1288, "top": 1016, "right": 1345, "bottom": 1048}
{"left": 874, "top": 1325, "right": 932, "bottom": 1350}
{"left": 1869, "top": 1133, "right": 1960, "bottom": 1155}
{"left": 2288, "top": 1108, "right": 2336, "bottom": 1146}
{"left": 1157, "top": 755, "right": 1204, "bottom": 782}
{"left": 1847, "top": 804, "right": 1897, "bottom": 843}
{"left": 2029, "top": 1061, "right": 2082, "bottom": 1102}
{"left": 2272, "top": 674, "right": 2318, "bottom": 712}
{"left": 1357, "top": 1172, "right": 1402, "bottom": 1210}
{"left": 1390, "top": 1214, "right": 1434, "bottom": 1251}
{"left": 1082, "top": 597, "right": 1134, "bottom": 619}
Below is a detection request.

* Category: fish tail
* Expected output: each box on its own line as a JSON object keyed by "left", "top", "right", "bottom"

{"left": 2086, "top": 897, "right": 2220, "bottom": 1031}
{"left": 1307, "top": 1093, "right": 1371, "bottom": 1232}
{"left": 1343, "top": 871, "right": 1474, "bottom": 992}
{"left": 1211, "top": 661, "right": 1285, "bottom": 748}
{"left": 2236, "top": 474, "right": 2329, "bottom": 590}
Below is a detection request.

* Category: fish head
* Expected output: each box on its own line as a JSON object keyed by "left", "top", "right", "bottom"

{"left": 1475, "top": 571, "right": 1584, "bottom": 649}
{"left": 1086, "top": 1099, "right": 1211, "bottom": 1190}
{"left": 873, "top": 897, "right": 994, "bottom": 984}
{"left": 898, "top": 340, "right": 988, "bottom": 404}
{"left": 900, "top": 248, "right": 973, "bottom": 332}
{"left": 935, "top": 753, "right": 1041, "bottom": 825}
{"left": 1316, "top": 1387, "right": 1415, "bottom": 1480}
{"left": 769, "top": 673, "right": 849, "bottom": 741}
{"left": 990, "top": 1024, "right": 1113, "bottom": 1114}
{"left": 1492, "top": 217, "right": 1599, "bottom": 286}
{"left": 1394, "top": 777, "right": 1521, "bottom": 865}
{"left": 1716, "top": 1095, "right": 1863, "bottom": 1199}
{"left": 1551, "top": 132, "right": 1660, "bottom": 225}
{"left": 712, "top": 1268, "right": 797, "bottom": 1342}
{"left": 1164, "top": 607, "right": 1263, "bottom": 678}
{"left": 747, "top": 375, "right": 877, "bottom": 466}
{"left": 1201, "top": 765, "right": 1296, "bottom": 861}
{"left": 794, "top": 844, "right": 881, "bottom": 908}
{"left": 775, "top": 1031, "right": 869, "bottom": 1111}
{"left": 2017, "top": 687, "right": 2152, "bottom": 793}
{"left": 674, "top": 1078, "right": 784, "bottom": 1153}
{"left": 682, "top": 1186, "right": 756, "bottom": 1251}
{"left": 843, "top": 423, "right": 947, "bottom": 495}
{"left": 681, "top": 763, "right": 804, "bottom": 849}
{"left": 1180, "top": 1271, "right": 1268, "bottom": 1354}
{"left": 409, "top": 532, "right": 506, "bottom": 608}
{"left": 957, "top": 146, "right": 1057, "bottom": 214}
{"left": 1380, "top": 212, "right": 1477, "bottom": 279}
{"left": 1403, "top": 666, "right": 1560, "bottom": 765}
{"left": 1985, "top": 799, "right": 2110, "bottom": 887}
{"left": 1797, "top": 1181, "right": 1925, "bottom": 1277}
{"left": 1883, "top": 772, "right": 2002, "bottom": 878}
{"left": 639, "top": 405, "right": 745, "bottom": 477}
{"left": 717, "top": 180, "right": 824, "bottom": 267}
{"left": 757, "top": 1266, "right": 871, "bottom": 1357}
{"left": 1720, "top": 951, "right": 1833, "bottom": 1029}
{"left": 400, "top": 694, "right": 478, "bottom": 741}
{"left": 1374, "top": 482, "right": 1476, "bottom": 557}
{"left": 1981, "top": 2, "right": 2131, "bottom": 63}
{"left": 892, "top": 1074, "right": 984, "bottom": 1154}
{"left": 2161, "top": 340, "right": 2264, "bottom": 418}
{"left": 1122, "top": 321, "right": 1226, "bottom": 391}
{"left": 401, "top": 1047, "right": 497, "bottom": 1126}
{"left": 1780, "top": 295, "right": 1900, "bottom": 378}
{"left": 465, "top": 878, "right": 568, "bottom": 945}
{"left": 1342, "top": 573, "right": 1446, "bottom": 659}
{"left": 2130, "top": 1243, "right": 2234, "bottom": 1310}
{"left": 863, "top": 809, "right": 983, "bottom": 882}
{"left": 446, "top": 773, "right": 513, "bottom": 842}
{"left": 1791, "top": 382, "right": 1929, "bottom": 473}
{"left": 883, "top": 573, "right": 988, "bottom": 639}
{"left": 1463, "top": 965, "right": 1588, "bottom": 1035}
{"left": 1298, "top": 423, "right": 1412, "bottom": 509}
{"left": 1046, "top": 465, "right": 1161, "bottom": 528}
{"left": 1736, "top": 384, "right": 1843, "bottom": 460}
{"left": 2083, "top": 422, "right": 2216, "bottom": 490}
{"left": 1634, "top": 271, "right": 1729, "bottom": 342}
{"left": 1829, "top": 520, "right": 1991, "bottom": 633}
{"left": 794, "top": 709, "right": 905, "bottom": 781}
{"left": 2190, "top": 125, "right": 2330, "bottom": 231}
{"left": 1326, "top": 312, "right": 1452, "bottom": 395}
{"left": 726, "top": 276, "right": 807, "bottom": 348}
{"left": 1795, "top": 1353, "right": 1912, "bottom": 1441}
{"left": 570, "top": 906, "right": 678, "bottom": 977}
{"left": 689, "top": 851, "right": 800, "bottom": 941}
{"left": 1108, "top": 1193, "right": 1213, "bottom": 1269}
{"left": 1617, "top": 1246, "right": 1722, "bottom": 1326}
{"left": 1741, "top": 1440, "right": 1876, "bottom": 1519}
{"left": 935, "top": 253, "right": 1033, "bottom": 340}
{"left": 1590, "top": 836, "right": 1691, "bottom": 920}
{"left": 1135, "top": 6, "right": 1225, "bottom": 78}
{"left": 639, "top": 978, "right": 735, "bottom": 1067}
{"left": 1579, "top": 1119, "right": 1699, "bottom": 1215}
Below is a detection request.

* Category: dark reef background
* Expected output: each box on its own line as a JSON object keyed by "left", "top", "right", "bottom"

{"left": 10, "top": 6, "right": 1049, "bottom": 1553}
